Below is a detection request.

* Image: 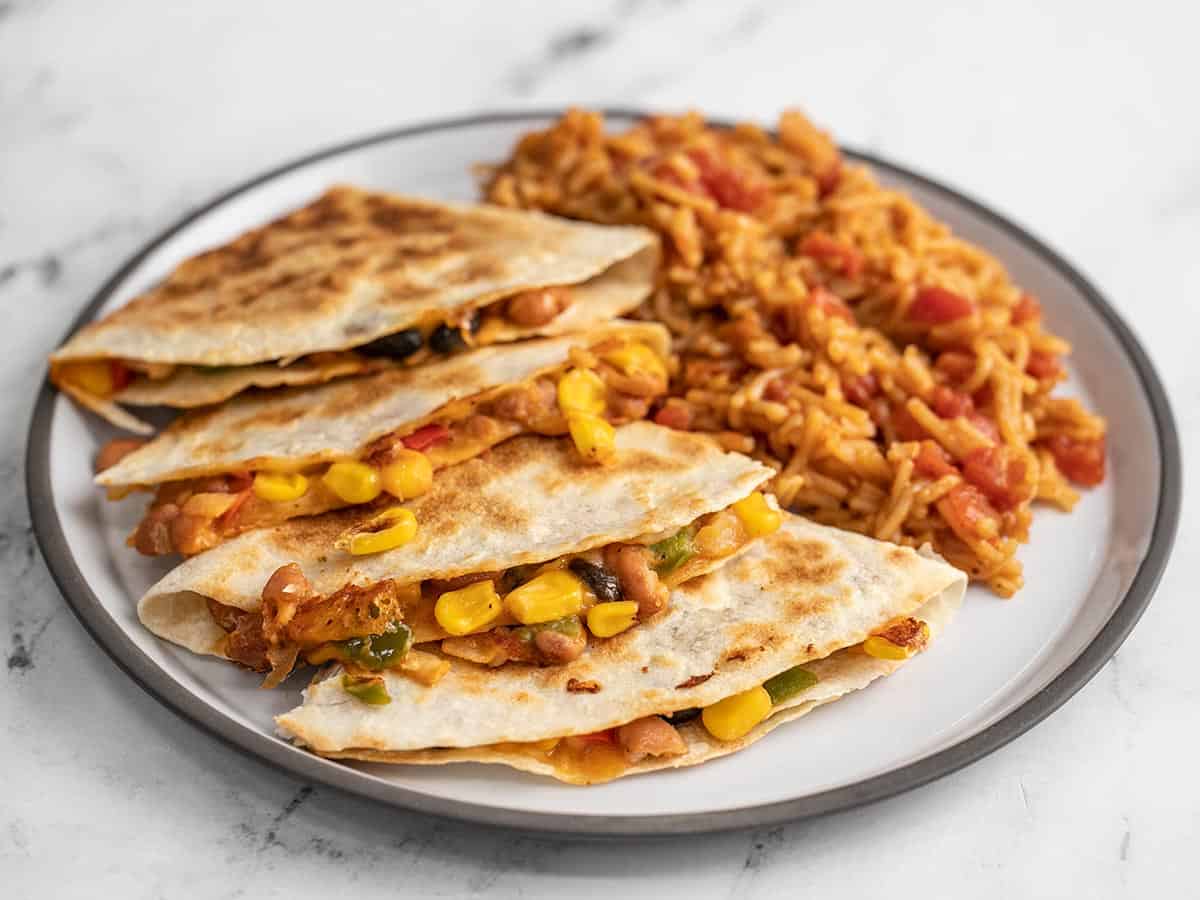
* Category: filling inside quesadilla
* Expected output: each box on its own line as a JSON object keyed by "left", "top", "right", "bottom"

{"left": 444, "top": 615, "right": 932, "bottom": 783}
{"left": 53, "top": 286, "right": 580, "bottom": 404}
{"left": 109, "top": 332, "right": 671, "bottom": 557}
{"left": 206, "top": 491, "right": 782, "bottom": 686}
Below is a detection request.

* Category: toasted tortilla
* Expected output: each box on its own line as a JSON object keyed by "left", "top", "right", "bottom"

{"left": 109, "top": 252, "right": 659, "bottom": 411}
{"left": 138, "top": 422, "right": 774, "bottom": 657}
{"left": 322, "top": 574, "right": 961, "bottom": 783}
{"left": 51, "top": 186, "right": 658, "bottom": 428}
{"left": 99, "top": 320, "right": 670, "bottom": 487}
{"left": 273, "top": 515, "right": 966, "bottom": 757}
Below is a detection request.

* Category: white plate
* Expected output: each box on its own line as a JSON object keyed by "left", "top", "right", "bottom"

{"left": 26, "top": 111, "right": 1180, "bottom": 835}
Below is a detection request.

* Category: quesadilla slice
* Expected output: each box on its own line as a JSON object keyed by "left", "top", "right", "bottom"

{"left": 50, "top": 186, "right": 659, "bottom": 432}
{"left": 138, "top": 423, "right": 776, "bottom": 685}
{"left": 275, "top": 515, "right": 966, "bottom": 783}
{"left": 97, "top": 321, "right": 671, "bottom": 557}
{"left": 321, "top": 568, "right": 961, "bottom": 783}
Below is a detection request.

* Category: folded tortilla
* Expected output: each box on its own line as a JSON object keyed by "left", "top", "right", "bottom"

{"left": 100, "top": 320, "right": 669, "bottom": 488}
{"left": 104, "top": 320, "right": 672, "bottom": 555}
{"left": 139, "top": 422, "right": 774, "bottom": 669}
{"left": 277, "top": 515, "right": 965, "bottom": 782}
{"left": 324, "top": 573, "right": 961, "bottom": 782}
{"left": 50, "top": 186, "right": 659, "bottom": 431}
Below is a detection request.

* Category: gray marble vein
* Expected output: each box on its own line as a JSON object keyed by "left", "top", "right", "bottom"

{"left": 2, "top": 0, "right": 1197, "bottom": 897}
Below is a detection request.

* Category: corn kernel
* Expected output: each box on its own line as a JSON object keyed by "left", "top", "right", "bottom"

{"left": 864, "top": 618, "right": 929, "bottom": 660}
{"left": 603, "top": 343, "right": 667, "bottom": 381}
{"left": 567, "top": 413, "right": 616, "bottom": 463}
{"left": 338, "top": 506, "right": 418, "bottom": 556}
{"left": 322, "top": 461, "right": 382, "bottom": 504}
{"left": 586, "top": 601, "right": 639, "bottom": 638}
{"left": 380, "top": 449, "right": 433, "bottom": 500}
{"left": 60, "top": 360, "right": 116, "bottom": 397}
{"left": 557, "top": 368, "right": 607, "bottom": 416}
{"left": 435, "top": 580, "right": 502, "bottom": 636}
{"left": 731, "top": 491, "right": 782, "bottom": 538}
{"left": 504, "top": 570, "right": 584, "bottom": 625}
{"left": 701, "top": 686, "right": 773, "bottom": 742}
{"left": 252, "top": 471, "right": 309, "bottom": 502}
{"left": 862, "top": 636, "right": 911, "bottom": 660}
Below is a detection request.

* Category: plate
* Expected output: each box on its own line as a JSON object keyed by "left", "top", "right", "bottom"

{"left": 26, "top": 110, "right": 1181, "bottom": 836}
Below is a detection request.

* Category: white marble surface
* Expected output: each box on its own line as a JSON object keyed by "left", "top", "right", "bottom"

{"left": 2, "top": 0, "right": 1196, "bottom": 896}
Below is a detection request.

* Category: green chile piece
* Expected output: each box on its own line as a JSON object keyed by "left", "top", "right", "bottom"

{"left": 342, "top": 674, "right": 391, "bottom": 706}
{"left": 763, "top": 666, "right": 818, "bottom": 705}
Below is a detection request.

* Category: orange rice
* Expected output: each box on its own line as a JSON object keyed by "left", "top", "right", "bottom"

{"left": 484, "top": 109, "right": 1107, "bottom": 596}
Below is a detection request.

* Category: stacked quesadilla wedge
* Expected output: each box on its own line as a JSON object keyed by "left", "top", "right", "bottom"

{"left": 274, "top": 515, "right": 965, "bottom": 783}
{"left": 96, "top": 321, "right": 671, "bottom": 556}
{"left": 51, "top": 187, "right": 658, "bottom": 432}
{"left": 138, "top": 423, "right": 776, "bottom": 686}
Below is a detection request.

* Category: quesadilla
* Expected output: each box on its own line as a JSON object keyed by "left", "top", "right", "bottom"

{"left": 50, "top": 186, "right": 659, "bottom": 432}
{"left": 138, "top": 422, "right": 776, "bottom": 685}
{"left": 97, "top": 321, "right": 671, "bottom": 557}
{"left": 275, "top": 515, "right": 965, "bottom": 783}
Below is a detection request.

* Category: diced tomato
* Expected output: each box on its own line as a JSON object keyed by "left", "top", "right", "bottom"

{"left": 653, "top": 400, "right": 693, "bottom": 430}
{"left": 1012, "top": 293, "right": 1042, "bottom": 325}
{"left": 962, "top": 446, "right": 1030, "bottom": 512}
{"left": 934, "top": 351, "right": 976, "bottom": 384}
{"left": 1045, "top": 434, "right": 1106, "bottom": 486}
{"left": 914, "top": 441, "right": 957, "bottom": 478}
{"left": 937, "top": 483, "right": 998, "bottom": 541}
{"left": 798, "top": 231, "right": 864, "bottom": 278}
{"left": 908, "top": 286, "right": 975, "bottom": 325}
{"left": 966, "top": 412, "right": 1001, "bottom": 443}
{"left": 1026, "top": 351, "right": 1064, "bottom": 381}
{"left": 401, "top": 424, "right": 451, "bottom": 451}
{"left": 110, "top": 361, "right": 133, "bottom": 392}
{"left": 808, "top": 287, "right": 855, "bottom": 323}
{"left": 843, "top": 373, "right": 879, "bottom": 406}
{"left": 931, "top": 384, "right": 974, "bottom": 419}
{"left": 891, "top": 403, "right": 928, "bottom": 442}
{"left": 687, "top": 149, "right": 766, "bottom": 213}
{"left": 972, "top": 383, "right": 995, "bottom": 408}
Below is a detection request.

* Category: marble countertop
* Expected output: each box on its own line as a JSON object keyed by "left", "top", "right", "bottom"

{"left": 3, "top": 0, "right": 1196, "bottom": 896}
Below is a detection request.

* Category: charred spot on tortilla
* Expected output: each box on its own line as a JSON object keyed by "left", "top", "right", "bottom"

{"left": 567, "top": 678, "right": 601, "bottom": 693}
{"left": 675, "top": 673, "right": 713, "bottom": 689}
{"left": 757, "top": 532, "right": 845, "bottom": 588}
{"left": 723, "top": 623, "right": 785, "bottom": 664}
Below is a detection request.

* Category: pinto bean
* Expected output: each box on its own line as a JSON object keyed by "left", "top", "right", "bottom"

{"left": 533, "top": 627, "right": 586, "bottom": 664}
{"left": 604, "top": 544, "right": 669, "bottom": 619}
{"left": 94, "top": 438, "right": 146, "bottom": 473}
{"left": 261, "top": 564, "right": 309, "bottom": 614}
{"left": 129, "top": 503, "right": 180, "bottom": 556}
{"left": 505, "top": 286, "right": 572, "bottom": 327}
{"left": 616, "top": 716, "right": 687, "bottom": 763}
{"left": 169, "top": 513, "right": 220, "bottom": 556}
